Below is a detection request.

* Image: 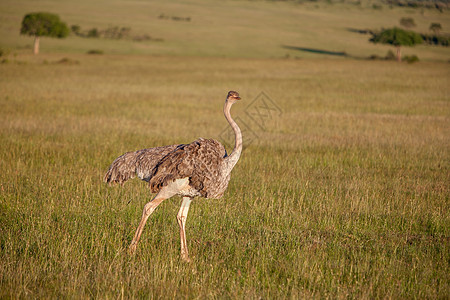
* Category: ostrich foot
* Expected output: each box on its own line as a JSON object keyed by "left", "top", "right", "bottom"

{"left": 181, "top": 252, "right": 191, "bottom": 263}
{"left": 129, "top": 242, "right": 137, "bottom": 255}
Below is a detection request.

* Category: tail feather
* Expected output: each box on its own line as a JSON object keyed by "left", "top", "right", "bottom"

{"left": 104, "top": 144, "right": 182, "bottom": 185}
{"left": 104, "top": 151, "right": 139, "bottom": 185}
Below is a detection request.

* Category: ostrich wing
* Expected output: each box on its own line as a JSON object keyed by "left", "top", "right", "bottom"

{"left": 104, "top": 144, "right": 182, "bottom": 184}
{"left": 149, "top": 138, "right": 227, "bottom": 198}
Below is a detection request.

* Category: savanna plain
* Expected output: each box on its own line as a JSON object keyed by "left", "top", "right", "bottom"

{"left": 0, "top": 0, "right": 449, "bottom": 298}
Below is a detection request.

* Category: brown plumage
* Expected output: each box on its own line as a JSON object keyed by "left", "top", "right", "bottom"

{"left": 104, "top": 139, "right": 229, "bottom": 198}
{"left": 104, "top": 144, "right": 180, "bottom": 184}
{"left": 104, "top": 91, "right": 243, "bottom": 261}
{"left": 149, "top": 138, "right": 229, "bottom": 198}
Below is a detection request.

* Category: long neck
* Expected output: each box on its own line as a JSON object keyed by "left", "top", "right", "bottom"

{"left": 223, "top": 100, "right": 242, "bottom": 170}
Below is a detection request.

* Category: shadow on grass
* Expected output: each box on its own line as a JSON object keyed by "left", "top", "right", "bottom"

{"left": 346, "top": 28, "right": 374, "bottom": 35}
{"left": 282, "top": 45, "right": 348, "bottom": 57}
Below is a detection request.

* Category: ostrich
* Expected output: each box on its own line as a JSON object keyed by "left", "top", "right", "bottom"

{"left": 104, "top": 91, "right": 242, "bottom": 261}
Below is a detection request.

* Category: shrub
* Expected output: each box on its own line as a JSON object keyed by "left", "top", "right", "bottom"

{"left": 56, "top": 57, "right": 80, "bottom": 65}
{"left": 0, "top": 48, "right": 10, "bottom": 57}
{"left": 400, "top": 17, "right": 416, "bottom": 28}
{"left": 403, "top": 55, "right": 419, "bottom": 63}
{"left": 421, "top": 33, "right": 450, "bottom": 46}
{"left": 87, "top": 28, "right": 99, "bottom": 38}
{"left": 71, "top": 25, "right": 81, "bottom": 35}
{"left": 87, "top": 49, "right": 104, "bottom": 55}
{"left": 429, "top": 23, "right": 442, "bottom": 34}
{"left": 385, "top": 50, "right": 396, "bottom": 60}
{"left": 368, "top": 54, "right": 381, "bottom": 60}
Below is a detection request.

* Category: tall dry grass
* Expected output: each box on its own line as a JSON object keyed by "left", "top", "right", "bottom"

{"left": 0, "top": 54, "right": 449, "bottom": 298}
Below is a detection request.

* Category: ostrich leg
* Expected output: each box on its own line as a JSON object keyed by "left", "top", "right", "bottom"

{"left": 177, "top": 196, "right": 193, "bottom": 262}
{"left": 129, "top": 187, "right": 176, "bottom": 254}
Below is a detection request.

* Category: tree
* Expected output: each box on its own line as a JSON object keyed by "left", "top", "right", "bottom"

{"left": 20, "top": 12, "right": 69, "bottom": 54}
{"left": 429, "top": 23, "right": 442, "bottom": 35}
{"left": 370, "top": 27, "right": 423, "bottom": 62}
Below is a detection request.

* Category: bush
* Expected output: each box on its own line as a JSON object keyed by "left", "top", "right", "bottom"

{"left": 385, "top": 50, "right": 396, "bottom": 60}
{"left": 103, "top": 26, "right": 131, "bottom": 39}
{"left": 56, "top": 57, "right": 80, "bottom": 65}
{"left": 367, "top": 50, "right": 398, "bottom": 61}
{"left": 429, "top": 23, "right": 442, "bottom": 34}
{"left": 400, "top": 17, "right": 416, "bottom": 28}
{"left": 421, "top": 33, "right": 449, "bottom": 46}
{"left": 87, "top": 49, "right": 103, "bottom": 55}
{"left": 0, "top": 48, "right": 10, "bottom": 57}
{"left": 87, "top": 28, "right": 99, "bottom": 38}
{"left": 403, "top": 55, "right": 419, "bottom": 63}
{"left": 71, "top": 25, "right": 81, "bottom": 35}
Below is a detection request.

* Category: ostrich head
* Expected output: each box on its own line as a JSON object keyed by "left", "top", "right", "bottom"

{"left": 226, "top": 91, "right": 241, "bottom": 103}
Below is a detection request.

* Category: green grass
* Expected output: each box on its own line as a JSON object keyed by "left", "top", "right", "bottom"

{"left": 0, "top": 0, "right": 449, "bottom": 298}
{"left": 0, "top": 54, "right": 448, "bottom": 298}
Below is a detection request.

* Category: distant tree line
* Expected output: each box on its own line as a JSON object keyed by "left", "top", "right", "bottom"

{"left": 357, "top": 18, "right": 448, "bottom": 47}
{"left": 383, "top": 0, "right": 448, "bottom": 11}
{"left": 158, "top": 14, "right": 191, "bottom": 22}
{"left": 266, "top": 0, "right": 448, "bottom": 10}
{"left": 359, "top": 28, "right": 449, "bottom": 46}
{"left": 368, "top": 25, "right": 449, "bottom": 62}
{"left": 70, "top": 25, "right": 163, "bottom": 42}
{"left": 420, "top": 33, "right": 449, "bottom": 46}
{"left": 71, "top": 25, "right": 131, "bottom": 39}
{"left": 395, "top": 18, "right": 449, "bottom": 46}
{"left": 19, "top": 11, "right": 165, "bottom": 54}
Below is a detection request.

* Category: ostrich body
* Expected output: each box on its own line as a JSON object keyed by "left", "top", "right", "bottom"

{"left": 104, "top": 91, "right": 242, "bottom": 261}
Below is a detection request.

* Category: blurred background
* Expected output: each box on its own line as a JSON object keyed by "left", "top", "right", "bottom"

{"left": 1, "top": 0, "right": 449, "bottom": 60}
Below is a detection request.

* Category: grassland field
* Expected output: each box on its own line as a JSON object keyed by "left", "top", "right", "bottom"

{"left": 0, "top": 0, "right": 449, "bottom": 298}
